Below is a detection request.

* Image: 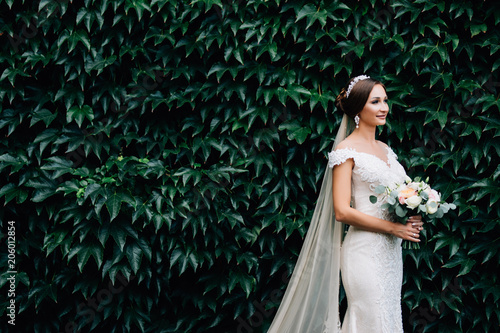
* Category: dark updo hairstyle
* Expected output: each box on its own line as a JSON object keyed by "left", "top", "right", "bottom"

{"left": 335, "top": 76, "right": 386, "bottom": 118}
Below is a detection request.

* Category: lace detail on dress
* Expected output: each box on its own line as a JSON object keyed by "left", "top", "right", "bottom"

{"left": 386, "top": 147, "right": 399, "bottom": 162}
{"left": 328, "top": 147, "right": 406, "bottom": 186}
{"left": 370, "top": 233, "right": 403, "bottom": 333}
{"left": 328, "top": 147, "right": 357, "bottom": 168}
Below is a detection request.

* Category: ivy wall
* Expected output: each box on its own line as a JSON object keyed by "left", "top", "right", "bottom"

{"left": 0, "top": 0, "right": 499, "bottom": 332}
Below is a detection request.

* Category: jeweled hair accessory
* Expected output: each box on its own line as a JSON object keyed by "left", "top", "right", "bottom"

{"left": 346, "top": 75, "right": 370, "bottom": 98}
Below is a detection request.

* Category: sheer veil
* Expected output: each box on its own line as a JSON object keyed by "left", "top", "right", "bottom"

{"left": 267, "top": 114, "right": 354, "bottom": 333}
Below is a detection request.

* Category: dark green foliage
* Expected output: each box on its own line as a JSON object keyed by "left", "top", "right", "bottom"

{"left": 0, "top": 0, "right": 498, "bottom": 332}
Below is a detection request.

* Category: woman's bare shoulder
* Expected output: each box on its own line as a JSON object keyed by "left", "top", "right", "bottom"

{"left": 336, "top": 136, "right": 362, "bottom": 151}
{"left": 377, "top": 140, "right": 389, "bottom": 148}
{"left": 335, "top": 140, "right": 351, "bottom": 150}
{"left": 376, "top": 141, "right": 391, "bottom": 152}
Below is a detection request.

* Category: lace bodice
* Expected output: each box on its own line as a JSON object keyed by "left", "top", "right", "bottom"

{"left": 328, "top": 146, "right": 405, "bottom": 184}
{"left": 328, "top": 146, "right": 407, "bottom": 220}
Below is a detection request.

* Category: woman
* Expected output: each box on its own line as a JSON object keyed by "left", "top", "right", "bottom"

{"left": 267, "top": 75, "right": 423, "bottom": 333}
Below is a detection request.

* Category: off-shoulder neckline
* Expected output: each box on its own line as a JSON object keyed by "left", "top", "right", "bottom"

{"left": 334, "top": 146, "right": 392, "bottom": 168}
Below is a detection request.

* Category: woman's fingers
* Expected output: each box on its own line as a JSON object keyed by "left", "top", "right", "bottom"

{"left": 409, "top": 230, "right": 420, "bottom": 242}
{"left": 411, "top": 222, "right": 423, "bottom": 231}
{"left": 405, "top": 220, "right": 423, "bottom": 242}
{"left": 409, "top": 216, "right": 424, "bottom": 231}
{"left": 399, "top": 219, "right": 425, "bottom": 242}
{"left": 408, "top": 215, "right": 422, "bottom": 223}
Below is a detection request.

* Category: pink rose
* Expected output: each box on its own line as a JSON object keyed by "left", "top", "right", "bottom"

{"left": 398, "top": 187, "right": 417, "bottom": 204}
{"left": 428, "top": 189, "right": 441, "bottom": 202}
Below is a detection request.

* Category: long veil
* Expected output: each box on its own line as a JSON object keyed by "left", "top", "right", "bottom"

{"left": 267, "top": 114, "right": 354, "bottom": 333}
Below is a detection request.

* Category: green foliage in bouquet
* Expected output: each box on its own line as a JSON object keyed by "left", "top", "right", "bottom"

{"left": 0, "top": 0, "right": 499, "bottom": 332}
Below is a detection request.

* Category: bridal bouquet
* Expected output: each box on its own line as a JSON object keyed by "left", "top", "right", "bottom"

{"left": 370, "top": 176, "right": 456, "bottom": 249}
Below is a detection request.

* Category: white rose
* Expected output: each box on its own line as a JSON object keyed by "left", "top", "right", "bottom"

{"left": 406, "top": 195, "right": 422, "bottom": 209}
{"left": 426, "top": 201, "right": 438, "bottom": 214}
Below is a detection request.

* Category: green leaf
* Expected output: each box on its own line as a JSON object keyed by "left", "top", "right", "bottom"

{"left": 0, "top": 183, "right": 28, "bottom": 204}
{"left": 30, "top": 109, "right": 58, "bottom": 128}
{"left": 374, "top": 185, "right": 386, "bottom": 194}
{"left": 124, "top": 0, "right": 152, "bottom": 21}
{"left": 469, "top": 179, "right": 500, "bottom": 206}
{"left": 67, "top": 105, "right": 94, "bottom": 127}
{"left": 125, "top": 243, "right": 143, "bottom": 274}
{"left": 278, "top": 120, "right": 311, "bottom": 144}
{"left": 111, "top": 225, "right": 128, "bottom": 252}
{"left": 26, "top": 176, "right": 58, "bottom": 202}
{"left": 228, "top": 270, "right": 255, "bottom": 298}
{"left": 296, "top": 4, "right": 327, "bottom": 29}
{"left": 40, "top": 157, "right": 74, "bottom": 178}
{"left": 222, "top": 211, "right": 244, "bottom": 228}
{"left": 84, "top": 54, "right": 117, "bottom": 75}
{"left": 66, "top": 29, "right": 91, "bottom": 52}
{"left": 457, "top": 258, "right": 476, "bottom": 276}
{"left": 106, "top": 191, "right": 123, "bottom": 222}
{"left": 493, "top": 165, "right": 500, "bottom": 181}
{"left": 34, "top": 128, "right": 60, "bottom": 155}
{"left": 68, "top": 240, "right": 104, "bottom": 272}
{"left": 395, "top": 205, "right": 406, "bottom": 217}
{"left": 392, "top": 34, "right": 405, "bottom": 50}
{"left": 470, "top": 23, "right": 487, "bottom": 37}
{"left": 0, "top": 153, "right": 27, "bottom": 173}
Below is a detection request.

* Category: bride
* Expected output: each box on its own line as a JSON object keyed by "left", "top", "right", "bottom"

{"left": 267, "top": 75, "right": 423, "bottom": 332}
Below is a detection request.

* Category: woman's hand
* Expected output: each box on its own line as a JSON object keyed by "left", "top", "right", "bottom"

{"left": 393, "top": 215, "right": 423, "bottom": 242}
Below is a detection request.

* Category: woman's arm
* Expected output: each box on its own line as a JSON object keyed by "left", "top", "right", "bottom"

{"left": 332, "top": 160, "right": 422, "bottom": 242}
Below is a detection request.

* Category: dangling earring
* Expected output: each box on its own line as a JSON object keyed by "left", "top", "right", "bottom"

{"left": 354, "top": 115, "right": 360, "bottom": 128}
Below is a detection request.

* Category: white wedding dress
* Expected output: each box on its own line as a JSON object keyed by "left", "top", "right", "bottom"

{"left": 328, "top": 146, "right": 407, "bottom": 332}
{"left": 267, "top": 114, "right": 409, "bottom": 333}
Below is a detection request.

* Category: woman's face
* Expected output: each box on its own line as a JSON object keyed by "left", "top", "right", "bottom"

{"left": 358, "top": 84, "right": 389, "bottom": 128}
